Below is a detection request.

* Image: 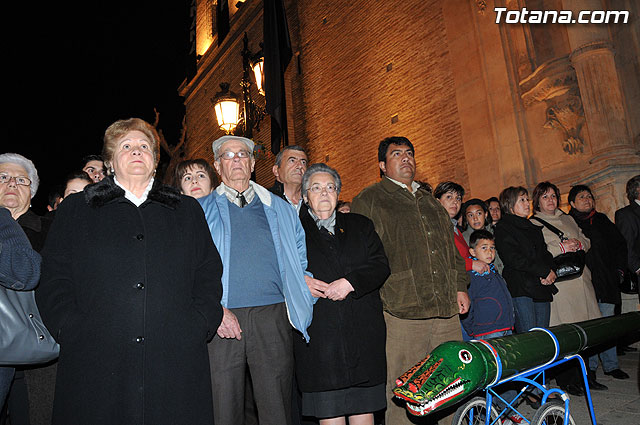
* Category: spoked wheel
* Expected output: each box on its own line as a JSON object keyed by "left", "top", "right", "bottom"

{"left": 531, "top": 401, "right": 576, "bottom": 425}
{"left": 452, "top": 396, "right": 503, "bottom": 425}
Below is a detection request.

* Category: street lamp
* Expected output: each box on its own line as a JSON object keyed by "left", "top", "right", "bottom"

{"left": 211, "top": 83, "right": 241, "bottom": 134}
{"left": 252, "top": 57, "right": 265, "bottom": 95}
{"left": 210, "top": 33, "right": 266, "bottom": 139}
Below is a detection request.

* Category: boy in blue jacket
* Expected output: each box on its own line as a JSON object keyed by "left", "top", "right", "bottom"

{"left": 462, "top": 229, "right": 515, "bottom": 339}
{"left": 462, "top": 229, "right": 522, "bottom": 423}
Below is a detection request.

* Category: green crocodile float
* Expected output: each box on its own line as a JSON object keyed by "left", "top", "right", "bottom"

{"left": 393, "top": 312, "right": 640, "bottom": 416}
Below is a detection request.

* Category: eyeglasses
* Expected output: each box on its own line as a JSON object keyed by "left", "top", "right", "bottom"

{"left": 219, "top": 150, "right": 252, "bottom": 160}
{"left": 309, "top": 183, "right": 337, "bottom": 194}
{"left": 0, "top": 174, "right": 31, "bottom": 186}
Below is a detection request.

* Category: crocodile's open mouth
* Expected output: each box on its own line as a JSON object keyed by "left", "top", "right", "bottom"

{"left": 400, "top": 378, "right": 469, "bottom": 416}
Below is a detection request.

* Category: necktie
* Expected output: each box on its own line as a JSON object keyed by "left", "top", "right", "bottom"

{"left": 236, "top": 191, "right": 247, "bottom": 207}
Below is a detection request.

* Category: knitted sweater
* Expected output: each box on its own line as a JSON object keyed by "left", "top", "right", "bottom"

{"left": 0, "top": 207, "right": 41, "bottom": 290}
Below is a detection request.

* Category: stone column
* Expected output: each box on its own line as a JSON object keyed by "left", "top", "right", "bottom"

{"left": 563, "top": 0, "right": 633, "bottom": 160}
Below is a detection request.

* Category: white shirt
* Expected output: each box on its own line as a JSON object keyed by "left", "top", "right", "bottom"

{"left": 284, "top": 193, "right": 303, "bottom": 214}
{"left": 386, "top": 176, "right": 421, "bottom": 195}
{"left": 114, "top": 176, "right": 154, "bottom": 207}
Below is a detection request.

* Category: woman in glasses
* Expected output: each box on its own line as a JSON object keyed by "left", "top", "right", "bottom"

{"left": 0, "top": 152, "right": 56, "bottom": 424}
{"left": 294, "top": 163, "right": 390, "bottom": 425}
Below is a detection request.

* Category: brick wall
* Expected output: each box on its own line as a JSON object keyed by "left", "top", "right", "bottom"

{"left": 294, "top": 0, "right": 469, "bottom": 201}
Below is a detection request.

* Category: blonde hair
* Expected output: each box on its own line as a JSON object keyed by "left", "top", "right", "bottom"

{"left": 102, "top": 118, "right": 160, "bottom": 173}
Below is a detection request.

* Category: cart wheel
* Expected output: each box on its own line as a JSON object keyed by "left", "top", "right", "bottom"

{"left": 452, "top": 396, "right": 503, "bottom": 425}
{"left": 531, "top": 401, "right": 576, "bottom": 425}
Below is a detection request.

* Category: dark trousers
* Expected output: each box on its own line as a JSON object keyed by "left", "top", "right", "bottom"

{"left": 512, "top": 297, "right": 550, "bottom": 333}
{"left": 209, "top": 302, "right": 293, "bottom": 425}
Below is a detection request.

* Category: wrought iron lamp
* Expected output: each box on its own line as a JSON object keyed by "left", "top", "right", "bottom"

{"left": 210, "top": 32, "right": 265, "bottom": 138}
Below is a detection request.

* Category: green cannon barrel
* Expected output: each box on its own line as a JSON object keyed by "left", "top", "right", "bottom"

{"left": 393, "top": 312, "right": 640, "bottom": 416}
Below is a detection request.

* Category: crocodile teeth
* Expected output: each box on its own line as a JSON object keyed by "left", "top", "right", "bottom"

{"left": 403, "top": 378, "right": 469, "bottom": 416}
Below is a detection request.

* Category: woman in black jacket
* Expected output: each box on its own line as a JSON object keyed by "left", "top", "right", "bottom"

{"left": 494, "top": 186, "right": 556, "bottom": 334}
{"left": 568, "top": 185, "right": 629, "bottom": 386}
{"left": 294, "top": 163, "right": 390, "bottom": 425}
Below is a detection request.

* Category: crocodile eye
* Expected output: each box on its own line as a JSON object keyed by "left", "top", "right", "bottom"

{"left": 459, "top": 349, "right": 472, "bottom": 364}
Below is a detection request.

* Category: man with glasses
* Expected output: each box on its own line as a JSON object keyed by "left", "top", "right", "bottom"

{"left": 198, "top": 136, "right": 315, "bottom": 425}
{"left": 351, "top": 136, "right": 470, "bottom": 425}
{"left": 269, "top": 145, "right": 308, "bottom": 215}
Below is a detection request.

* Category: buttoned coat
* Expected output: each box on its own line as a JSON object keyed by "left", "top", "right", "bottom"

{"left": 36, "top": 177, "right": 223, "bottom": 425}
{"left": 294, "top": 211, "right": 390, "bottom": 392}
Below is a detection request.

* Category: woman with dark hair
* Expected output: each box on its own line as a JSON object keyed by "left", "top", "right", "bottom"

{"left": 61, "top": 171, "right": 93, "bottom": 199}
{"left": 494, "top": 186, "right": 556, "bottom": 334}
{"left": 531, "top": 182, "right": 600, "bottom": 326}
{"left": 434, "top": 182, "right": 490, "bottom": 274}
{"left": 568, "top": 185, "right": 629, "bottom": 387}
{"left": 294, "top": 163, "right": 390, "bottom": 425}
{"left": 461, "top": 198, "right": 504, "bottom": 273}
{"left": 486, "top": 196, "right": 502, "bottom": 226}
{"left": 174, "top": 158, "right": 217, "bottom": 199}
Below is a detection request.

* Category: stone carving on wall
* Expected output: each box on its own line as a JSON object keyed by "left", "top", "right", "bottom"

{"left": 543, "top": 95, "right": 585, "bottom": 155}
{"left": 520, "top": 56, "right": 586, "bottom": 155}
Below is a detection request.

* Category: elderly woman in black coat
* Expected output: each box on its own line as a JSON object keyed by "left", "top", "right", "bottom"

{"left": 294, "top": 163, "right": 390, "bottom": 425}
{"left": 36, "top": 118, "right": 223, "bottom": 425}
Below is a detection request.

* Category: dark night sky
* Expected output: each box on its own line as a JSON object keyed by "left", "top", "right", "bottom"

{"left": 4, "top": 1, "right": 191, "bottom": 213}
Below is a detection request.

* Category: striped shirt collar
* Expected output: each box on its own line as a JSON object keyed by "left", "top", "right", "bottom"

{"left": 220, "top": 182, "right": 256, "bottom": 208}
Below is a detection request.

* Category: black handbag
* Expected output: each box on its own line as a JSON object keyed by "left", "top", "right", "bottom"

{"left": 620, "top": 270, "right": 639, "bottom": 295}
{"left": 0, "top": 286, "right": 60, "bottom": 366}
{"left": 531, "top": 216, "right": 586, "bottom": 283}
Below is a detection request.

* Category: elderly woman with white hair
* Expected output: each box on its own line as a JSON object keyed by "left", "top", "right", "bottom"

{"left": 36, "top": 118, "right": 223, "bottom": 425}
{"left": 293, "top": 163, "right": 390, "bottom": 425}
{"left": 0, "top": 152, "right": 57, "bottom": 424}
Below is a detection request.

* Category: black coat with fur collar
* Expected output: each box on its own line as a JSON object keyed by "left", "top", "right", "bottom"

{"left": 294, "top": 211, "right": 390, "bottom": 392}
{"left": 37, "top": 177, "right": 223, "bottom": 425}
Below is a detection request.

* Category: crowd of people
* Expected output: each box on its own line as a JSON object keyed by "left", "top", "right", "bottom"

{"left": 1, "top": 119, "right": 639, "bottom": 425}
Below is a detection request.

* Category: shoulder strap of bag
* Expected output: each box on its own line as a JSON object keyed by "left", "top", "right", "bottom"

{"left": 530, "top": 216, "right": 566, "bottom": 240}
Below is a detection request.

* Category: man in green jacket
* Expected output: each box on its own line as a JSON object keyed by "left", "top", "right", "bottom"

{"left": 351, "top": 136, "right": 470, "bottom": 425}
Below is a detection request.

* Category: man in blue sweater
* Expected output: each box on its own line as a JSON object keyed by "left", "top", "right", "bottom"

{"left": 198, "top": 136, "right": 316, "bottom": 425}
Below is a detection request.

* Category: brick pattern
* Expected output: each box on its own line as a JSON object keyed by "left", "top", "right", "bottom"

{"left": 294, "top": 0, "right": 468, "bottom": 201}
